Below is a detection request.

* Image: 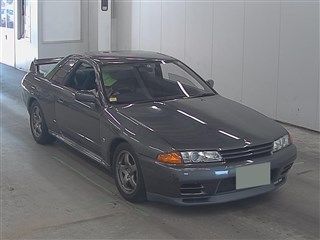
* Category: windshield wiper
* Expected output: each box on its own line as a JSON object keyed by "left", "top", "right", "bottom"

{"left": 153, "top": 95, "right": 187, "bottom": 102}
{"left": 113, "top": 93, "right": 215, "bottom": 105}
{"left": 131, "top": 99, "right": 155, "bottom": 104}
{"left": 190, "top": 93, "right": 215, "bottom": 98}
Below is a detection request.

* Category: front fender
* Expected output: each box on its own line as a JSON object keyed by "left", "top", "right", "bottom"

{"left": 100, "top": 106, "right": 174, "bottom": 166}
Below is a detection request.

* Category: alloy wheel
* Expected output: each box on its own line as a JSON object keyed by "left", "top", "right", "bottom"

{"left": 31, "top": 105, "right": 43, "bottom": 138}
{"left": 116, "top": 150, "right": 138, "bottom": 194}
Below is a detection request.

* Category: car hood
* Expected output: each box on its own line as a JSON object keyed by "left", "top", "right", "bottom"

{"left": 115, "top": 95, "right": 287, "bottom": 150}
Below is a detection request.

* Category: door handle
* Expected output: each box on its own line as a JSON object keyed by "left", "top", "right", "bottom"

{"left": 57, "top": 98, "right": 64, "bottom": 104}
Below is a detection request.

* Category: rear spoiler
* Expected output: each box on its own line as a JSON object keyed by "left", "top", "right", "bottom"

{"left": 30, "top": 57, "right": 64, "bottom": 73}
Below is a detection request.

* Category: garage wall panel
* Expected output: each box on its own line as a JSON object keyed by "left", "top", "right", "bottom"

{"left": 38, "top": 0, "right": 89, "bottom": 58}
{"left": 88, "top": 0, "right": 98, "bottom": 51}
{"left": 112, "top": 0, "right": 319, "bottom": 131}
{"left": 242, "top": 2, "right": 281, "bottom": 118}
{"left": 15, "top": 0, "right": 39, "bottom": 70}
{"left": 42, "top": 0, "right": 81, "bottom": 42}
{"left": 161, "top": 1, "right": 185, "bottom": 61}
{"left": 185, "top": 1, "right": 213, "bottom": 79}
{"left": 212, "top": 1, "right": 244, "bottom": 102}
{"left": 140, "top": 1, "right": 161, "bottom": 51}
{"left": 131, "top": 1, "right": 141, "bottom": 50}
{"left": 114, "top": 1, "right": 131, "bottom": 50}
{"left": 277, "top": 2, "right": 319, "bottom": 131}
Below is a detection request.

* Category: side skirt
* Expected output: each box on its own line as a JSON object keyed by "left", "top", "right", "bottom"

{"left": 49, "top": 130, "right": 110, "bottom": 167}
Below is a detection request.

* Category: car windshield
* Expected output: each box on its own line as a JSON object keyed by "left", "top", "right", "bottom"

{"left": 100, "top": 60, "right": 215, "bottom": 104}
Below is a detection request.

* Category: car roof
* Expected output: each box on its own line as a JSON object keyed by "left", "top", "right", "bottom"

{"left": 83, "top": 50, "right": 176, "bottom": 64}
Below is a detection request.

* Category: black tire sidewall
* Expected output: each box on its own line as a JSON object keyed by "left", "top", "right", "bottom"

{"left": 29, "top": 101, "right": 53, "bottom": 144}
{"left": 113, "top": 143, "right": 146, "bottom": 202}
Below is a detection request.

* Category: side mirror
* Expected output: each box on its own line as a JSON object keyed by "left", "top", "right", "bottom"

{"left": 206, "top": 79, "right": 214, "bottom": 88}
{"left": 75, "top": 91, "right": 97, "bottom": 103}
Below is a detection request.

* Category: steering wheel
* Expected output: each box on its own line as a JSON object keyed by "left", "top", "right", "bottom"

{"left": 113, "top": 87, "right": 133, "bottom": 95}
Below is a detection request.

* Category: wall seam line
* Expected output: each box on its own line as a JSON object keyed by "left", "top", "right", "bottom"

{"left": 210, "top": 1, "right": 214, "bottom": 79}
{"left": 240, "top": 1, "right": 246, "bottom": 103}
{"left": 139, "top": 0, "right": 141, "bottom": 50}
{"left": 184, "top": 0, "right": 187, "bottom": 61}
{"left": 160, "top": 0, "right": 163, "bottom": 52}
{"left": 275, "top": 0, "right": 282, "bottom": 120}
{"left": 87, "top": 0, "right": 90, "bottom": 51}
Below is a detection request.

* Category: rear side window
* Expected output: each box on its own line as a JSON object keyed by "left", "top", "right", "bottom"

{"left": 64, "top": 62, "right": 97, "bottom": 91}
{"left": 50, "top": 59, "right": 77, "bottom": 85}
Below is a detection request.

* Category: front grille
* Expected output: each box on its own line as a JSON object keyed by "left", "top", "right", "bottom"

{"left": 220, "top": 142, "right": 273, "bottom": 161}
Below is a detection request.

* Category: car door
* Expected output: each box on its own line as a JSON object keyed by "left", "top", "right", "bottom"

{"left": 48, "top": 58, "right": 77, "bottom": 133}
{"left": 54, "top": 61, "right": 102, "bottom": 155}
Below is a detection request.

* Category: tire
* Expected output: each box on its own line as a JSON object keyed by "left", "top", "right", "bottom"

{"left": 29, "top": 101, "right": 55, "bottom": 144}
{"left": 113, "top": 143, "right": 146, "bottom": 203}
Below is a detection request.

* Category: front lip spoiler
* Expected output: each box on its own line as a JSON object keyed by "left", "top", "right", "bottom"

{"left": 146, "top": 179, "right": 286, "bottom": 206}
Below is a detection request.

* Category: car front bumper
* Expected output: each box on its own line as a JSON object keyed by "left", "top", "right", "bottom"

{"left": 139, "top": 144, "right": 297, "bottom": 206}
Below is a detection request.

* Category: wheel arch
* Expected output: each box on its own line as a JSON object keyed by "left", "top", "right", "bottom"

{"left": 108, "top": 137, "right": 129, "bottom": 167}
{"left": 27, "top": 97, "right": 50, "bottom": 127}
{"left": 27, "top": 97, "right": 38, "bottom": 113}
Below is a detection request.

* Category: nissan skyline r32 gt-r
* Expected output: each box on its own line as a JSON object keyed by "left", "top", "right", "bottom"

{"left": 21, "top": 51, "right": 297, "bottom": 206}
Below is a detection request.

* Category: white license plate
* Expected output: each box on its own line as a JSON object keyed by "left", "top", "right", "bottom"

{"left": 236, "top": 162, "right": 270, "bottom": 190}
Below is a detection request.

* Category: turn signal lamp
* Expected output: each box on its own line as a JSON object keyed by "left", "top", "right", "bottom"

{"left": 157, "top": 151, "right": 182, "bottom": 164}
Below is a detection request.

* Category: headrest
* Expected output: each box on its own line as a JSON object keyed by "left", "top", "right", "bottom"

{"left": 75, "top": 70, "right": 87, "bottom": 84}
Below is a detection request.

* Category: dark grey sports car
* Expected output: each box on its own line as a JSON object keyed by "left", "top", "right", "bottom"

{"left": 21, "top": 51, "right": 297, "bottom": 205}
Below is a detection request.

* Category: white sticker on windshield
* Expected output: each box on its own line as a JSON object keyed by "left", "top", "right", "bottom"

{"left": 109, "top": 96, "right": 117, "bottom": 102}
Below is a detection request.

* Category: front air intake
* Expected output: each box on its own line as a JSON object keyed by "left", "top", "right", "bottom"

{"left": 180, "top": 183, "right": 205, "bottom": 196}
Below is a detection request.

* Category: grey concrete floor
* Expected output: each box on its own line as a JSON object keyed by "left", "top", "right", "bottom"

{"left": 1, "top": 63, "right": 319, "bottom": 239}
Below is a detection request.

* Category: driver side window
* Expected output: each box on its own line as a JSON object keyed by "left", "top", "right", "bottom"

{"left": 65, "top": 62, "right": 97, "bottom": 91}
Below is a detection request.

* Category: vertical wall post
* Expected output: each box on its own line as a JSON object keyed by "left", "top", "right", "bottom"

{"left": 97, "top": 0, "right": 111, "bottom": 51}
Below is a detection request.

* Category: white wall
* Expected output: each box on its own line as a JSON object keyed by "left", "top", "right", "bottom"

{"left": 38, "top": 0, "right": 90, "bottom": 59}
{"left": 14, "top": 0, "right": 112, "bottom": 70}
{"left": 112, "top": 0, "right": 319, "bottom": 131}
{"left": 15, "top": 0, "right": 87, "bottom": 70}
{"left": 38, "top": 0, "right": 111, "bottom": 58}
{"left": 89, "top": 0, "right": 99, "bottom": 52}
{"left": 112, "top": 0, "right": 140, "bottom": 50}
{"left": 277, "top": 1, "right": 319, "bottom": 132}
{"left": 15, "top": 0, "right": 39, "bottom": 70}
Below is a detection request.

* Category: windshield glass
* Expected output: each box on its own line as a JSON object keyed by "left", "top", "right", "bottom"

{"left": 100, "top": 60, "right": 215, "bottom": 104}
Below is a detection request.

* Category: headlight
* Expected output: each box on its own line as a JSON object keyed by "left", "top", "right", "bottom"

{"left": 272, "top": 134, "right": 290, "bottom": 153}
{"left": 181, "top": 151, "right": 223, "bottom": 163}
{"left": 156, "top": 151, "right": 223, "bottom": 164}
